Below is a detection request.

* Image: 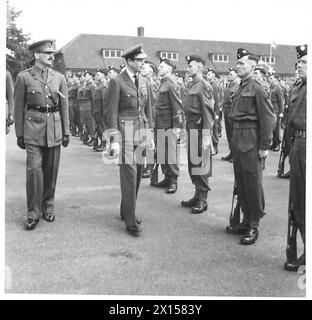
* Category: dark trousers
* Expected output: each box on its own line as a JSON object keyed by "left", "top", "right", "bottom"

{"left": 25, "top": 144, "right": 61, "bottom": 220}
{"left": 212, "top": 120, "right": 220, "bottom": 148}
{"left": 186, "top": 119, "right": 211, "bottom": 201}
{"left": 72, "top": 106, "right": 83, "bottom": 134}
{"left": 93, "top": 111, "right": 106, "bottom": 137}
{"left": 272, "top": 112, "right": 281, "bottom": 146}
{"left": 231, "top": 126, "right": 265, "bottom": 228}
{"left": 119, "top": 145, "right": 143, "bottom": 228}
{"left": 289, "top": 137, "right": 305, "bottom": 227}
{"left": 80, "top": 108, "right": 96, "bottom": 138}
{"left": 223, "top": 107, "right": 233, "bottom": 154}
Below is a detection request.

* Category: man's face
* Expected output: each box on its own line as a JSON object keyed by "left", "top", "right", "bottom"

{"left": 186, "top": 61, "right": 199, "bottom": 77}
{"left": 236, "top": 56, "right": 255, "bottom": 78}
{"left": 253, "top": 70, "right": 262, "bottom": 81}
{"left": 107, "top": 69, "right": 118, "bottom": 80}
{"left": 128, "top": 58, "right": 145, "bottom": 73}
{"left": 206, "top": 71, "right": 215, "bottom": 80}
{"left": 36, "top": 52, "right": 54, "bottom": 67}
{"left": 228, "top": 71, "right": 237, "bottom": 81}
{"left": 84, "top": 73, "right": 91, "bottom": 81}
{"left": 268, "top": 75, "right": 275, "bottom": 84}
{"left": 157, "top": 61, "right": 171, "bottom": 77}
{"left": 297, "top": 55, "right": 307, "bottom": 79}
{"left": 141, "top": 63, "right": 153, "bottom": 77}
{"left": 94, "top": 71, "right": 103, "bottom": 82}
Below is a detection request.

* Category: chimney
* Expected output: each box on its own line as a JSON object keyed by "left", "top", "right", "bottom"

{"left": 138, "top": 26, "right": 144, "bottom": 37}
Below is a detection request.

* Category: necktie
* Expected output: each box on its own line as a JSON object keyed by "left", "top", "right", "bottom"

{"left": 134, "top": 74, "right": 139, "bottom": 89}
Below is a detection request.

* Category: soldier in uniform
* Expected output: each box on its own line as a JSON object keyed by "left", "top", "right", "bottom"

{"left": 221, "top": 68, "right": 240, "bottom": 162}
{"left": 14, "top": 39, "right": 69, "bottom": 230}
{"left": 284, "top": 45, "right": 307, "bottom": 271}
{"left": 92, "top": 68, "right": 107, "bottom": 152}
{"left": 268, "top": 73, "right": 284, "bottom": 152}
{"left": 253, "top": 66, "right": 270, "bottom": 96}
{"left": 228, "top": 48, "right": 276, "bottom": 244}
{"left": 151, "top": 57, "right": 183, "bottom": 193}
{"left": 181, "top": 55, "right": 215, "bottom": 214}
{"left": 206, "top": 68, "right": 223, "bottom": 155}
{"left": 105, "top": 44, "right": 153, "bottom": 236}
{"left": 69, "top": 73, "right": 82, "bottom": 137}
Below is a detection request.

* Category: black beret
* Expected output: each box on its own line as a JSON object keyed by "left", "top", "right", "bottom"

{"left": 119, "top": 64, "right": 126, "bottom": 70}
{"left": 96, "top": 68, "right": 105, "bottom": 74}
{"left": 254, "top": 66, "right": 266, "bottom": 76}
{"left": 29, "top": 39, "right": 56, "bottom": 53}
{"left": 296, "top": 45, "right": 307, "bottom": 59}
{"left": 159, "top": 57, "right": 176, "bottom": 70}
{"left": 107, "top": 65, "right": 119, "bottom": 73}
{"left": 122, "top": 44, "right": 148, "bottom": 60}
{"left": 185, "top": 55, "right": 205, "bottom": 65}
{"left": 237, "top": 48, "right": 259, "bottom": 63}
{"left": 207, "top": 68, "right": 217, "bottom": 74}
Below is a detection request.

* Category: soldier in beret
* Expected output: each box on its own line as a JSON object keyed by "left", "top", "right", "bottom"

{"left": 253, "top": 66, "right": 270, "bottom": 96}
{"left": 221, "top": 68, "right": 240, "bottom": 162}
{"left": 228, "top": 48, "right": 276, "bottom": 244}
{"left": 181, "top": 55, "right": 215, "bottom": 214}
{"left": 284, "top": 45, "right": 307, "bottom": 271}
{"left": 150, "top": 57, "right": 184, "bottom": 193}
{"left": 14, "top": 39, "right": 69, "bottom": 230}
{"left": 105, "top": 44, "right": 153, "bottom": 236}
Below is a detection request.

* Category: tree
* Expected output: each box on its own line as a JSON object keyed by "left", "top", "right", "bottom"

{"left": 6, "top": 1, "right": 33, "bottom": 80}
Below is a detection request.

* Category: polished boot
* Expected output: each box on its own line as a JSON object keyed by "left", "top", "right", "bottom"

{"left": 225, "top": 223, "right": 249, "bottom": 234}
{"left": 151, "top": 179, "right": 169, "bottom": 188}
{"left": 126, "top": 225, "right": 142, "bottom": 236}
{"left": 25, "top": 218, "right": 39, "bottom": 230}
{"left": 240, "top": 227, "right": 258, "bottom": 245}
{"left": 284, "top": 254, "right": 305, "bottom": 272}
{"left": 191, "top": 200, "right": 208, "bottom": 214}
{"left": 181, "top": 197, "right": 197, "bottom": 208}
{"left": 166, "top": 182, "right": 177, "bottom": 194}
{"left": 221, "top": 153, "right": 233, "bottom": 162}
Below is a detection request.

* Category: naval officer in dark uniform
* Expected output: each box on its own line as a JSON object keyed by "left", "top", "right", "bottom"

{"left": 284, "top": 45, "right": 307, "bottom": 271}
{"left": 181, "top": 55, "right": 215, "bottom": 214}
{"left": 229, "top": 48, "right": 276, "bottom": 244}
{"left": 105, "top": 44, "right": 153, "bottom": 236}
{"left": 14, "top": 39, "right": 69, "bottom": 230}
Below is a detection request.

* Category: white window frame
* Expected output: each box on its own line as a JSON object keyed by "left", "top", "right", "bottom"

{"left": 260, "top": 56, "right": 275, "bottom": 64}
{"left": 212, "top": 53, "right": 229, "bottom": 63}
{"left": 102, "top": 49, "right": 123, "bottom": 59}
{"left": 160, "top": 51, "right": 179, "bottom": 61}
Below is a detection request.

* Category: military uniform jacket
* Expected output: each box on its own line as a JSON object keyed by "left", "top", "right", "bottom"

{"left": 77, "top": 81, "right": 95, "bottom": 110}
{"left": 288, "top": 79, "right": 306, "bottom": 132}
{"left": 223, "top": 78, "right": 240, "bottom": 109}
{"left": 14, "top": 65, "right": 69, "bottom": 147}
{"left": 229, "top": 75, "right": 276, "bottom": 150}
{"left": 68, "top": 85, "right": 78, "bottom": 108}
{"left": 155, "top": 76, "right": 183, "bottom": 129}
{"left": 209, "top": 79, "right": 221, "bottom": 114}
{"left": 270, "top": 84, "right": 284, "bottom": 113}
{"left": 6, "top": 70, "right": 14, "bottom": 116}
{"left": 105, "top": 70, "right": 153, "bottom": 145}
{"left": 92, "top": 84, "right": 106, "bottom": 114}
{"left": 184, "top": 77, "right": 215, "bottom": 130}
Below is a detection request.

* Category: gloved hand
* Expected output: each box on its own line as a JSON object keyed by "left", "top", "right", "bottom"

{"left": 109, "top": 142, "right": 120, "bottom": 159}
{"left": 62, "top": 135, "right": 70, "bottom": 147}
{"left": 202, "top": 134, "right": 212, "bottom": 150}
{"left": 17, "top": 137, "right": 25, "bottom": 150}
{"left": 173, "top": 127, "right": 181, "bottom": 140}
{"left": 258, "top": 149, "right": 268, "bottom": 159}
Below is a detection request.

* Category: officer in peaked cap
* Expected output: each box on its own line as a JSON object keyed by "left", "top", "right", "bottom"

{"left": 227, "top": 48, "right": 276, "bottom": 244}
{"left": 150, "top": 56, "right": 183, "bottom": 193}
{"left": 14, "top": 39, "right": 69, "bottom": 230}
{"left": 181, "top": 54, "right": 215, "bottom": 214}
{"left": 105, "top": 43, "right": 153, "bottom": 236}
{"left": 284, "top": 45, "right": 307, "bottom": 271}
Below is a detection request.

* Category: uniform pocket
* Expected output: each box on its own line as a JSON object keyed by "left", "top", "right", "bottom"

{"left": 26, "top": 89, "right": 42, "bottom": 106}
{"left": 53, "top": 112, "right": 63, "bottom": 142}
{"left": 23, "top": 110, "right": 45, "bottom": 142}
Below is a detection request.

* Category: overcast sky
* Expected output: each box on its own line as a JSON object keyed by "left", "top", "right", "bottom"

{"left": 7, "top": 0, "right": 312, "bottom": 49}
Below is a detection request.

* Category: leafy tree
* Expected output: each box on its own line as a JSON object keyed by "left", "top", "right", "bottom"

{"left": 6, "top": 1, "right": 33, "bottom": 80}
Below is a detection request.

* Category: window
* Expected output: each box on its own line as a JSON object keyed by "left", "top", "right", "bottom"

{"left": 102, "top": 49, "right": 123, "bottom": 59}
{"left": 159, "top": 51, "right": 179, "bottom": 61}
{"left": 212, "top": 54, "right": 229, "bottom": 63}
{"left": 260, "top": 56, "right": 275, "bottom": 64}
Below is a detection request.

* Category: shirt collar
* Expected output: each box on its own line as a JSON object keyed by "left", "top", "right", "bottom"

{"left": 126, "top": 68, "right": 138, "bottom": 83}
{"left": 240, "top": 73, "right": 254, "bottom": 86}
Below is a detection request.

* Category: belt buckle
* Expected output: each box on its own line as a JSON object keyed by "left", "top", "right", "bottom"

{"left": 46, "top": 106, "right": 51, "bottom": 113}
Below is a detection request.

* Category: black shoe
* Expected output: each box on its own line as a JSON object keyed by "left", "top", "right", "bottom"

{"left": 126, "top": 225, "right": 142, "bottom": 236}
{"left": 25, "top": 218, "right": 39, "bottom": 230}
{"left": 151, "top": 179, "right": 170, "bottom": 188}
{"left": 166, "top": 183, "right": 177, "bottom": 194}
{"left": 269, "top": 143, "right": 276, "bottom": 150}
{"left": 221, "top": 154, "right": 232, "bottom": 161}
{"left": 42, "top": 213, "right": 55, "bottom": 222}
{"left": 181, "top": 197, "right": 197, "bottom": 208}
{"left": 284, "top": 254, "right": 305, "bottom": 272}
{"left": 240, "top": 227, "right": 258, "bottom": 245}
{"left": 212, "top": 145, "right": 218, "bottom": 156}
{"left": 191, "top": 200, "right": 208, "bottom": 214}
{"left": 272, "top": 146, "right": 280, "bottom": 152}
{"left": 225, "top": 224, "right": 249, "bottom": 234}
{"left": 142, "top": 168, "right": 153, "bottom": 178}
{"left": 88, "top": 138, "right": 95, "bottom": 146}
{"left": 279, "top": 171, "right": 290, "bottom": 179}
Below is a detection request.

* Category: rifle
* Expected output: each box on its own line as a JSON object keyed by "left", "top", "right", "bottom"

{"left": 277, "top": 129, "right": 287, "bottom": 177}
{"left": 286, "top": 205, "right": 298, "bottom": 263}
{"left": 228, "top": 184, "right": 241, "bottom": 229}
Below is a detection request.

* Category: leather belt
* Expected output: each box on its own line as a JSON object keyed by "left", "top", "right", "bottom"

{"left": 233, "top": 121, "right": 258, "bottom": 129}
{"left": 294, "top": 129, "right": 306, "bottom": 139}
{"left": 27, "top": 104, "right": 59, "bottom": 113}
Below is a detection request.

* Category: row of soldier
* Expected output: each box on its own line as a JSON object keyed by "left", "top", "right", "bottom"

{"left": 11, "top": 40, "right": 306, "bottom": 273}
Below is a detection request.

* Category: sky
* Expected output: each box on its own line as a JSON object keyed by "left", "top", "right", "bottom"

{"left": 7, "top": 0, "right": 312, "bottom": 49}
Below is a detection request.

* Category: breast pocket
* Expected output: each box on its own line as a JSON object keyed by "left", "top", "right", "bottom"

{"left": 239, "top": 92, "right": 256, "bottom": 112}
{"left": 23, "top": 110, "right": 45, "bottom": 141}
{"left": 121, "top": 91, "right": 137, "bottom": 108}
{"left": 26, "top": 89, "right": 42, "bottom": 106}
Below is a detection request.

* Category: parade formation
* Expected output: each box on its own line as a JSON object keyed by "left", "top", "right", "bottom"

{"left": 7, "top": 38, "right": 307, "bottom": 277}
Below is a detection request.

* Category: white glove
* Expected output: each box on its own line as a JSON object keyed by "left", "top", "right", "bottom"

{"left": 258, "top": 149, "right": 268, "bottom": 159}
{"left": 279, "top": 113, "right": 284, "bottom": 118}
{"left": 109, "top": 142, "right": 120, "bottom": 159}
{"left": 173, "top": 127, "right": 181, "bottom": 139}
{"left": 202, "top": 134, "right": 212, "bottom": 150}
